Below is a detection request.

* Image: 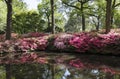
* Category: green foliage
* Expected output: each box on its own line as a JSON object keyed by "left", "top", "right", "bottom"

{"left": 12, "top": 0, "right": 27, "bottom": 14}
{"left": 87, "top": 0, "right": 106, "bottom": 30}
{"left": 61, "top": 0, "right": 94, "bottom": 32}
{"left": 38, "top": 0, "right": 65, "bottom": 33}
{"left": 0, "top": 0, "right": 27, "bottom": 33}
{"left": 114, "top": 11, "right": 120, "bottom": 28}
{"left": 65, "top": 16, "right": 82, "bottom": 32}
{"left": 0, "top": 1, "right": 7, "bottom": 32}
{"left": 12, "top": 10, "right": 45, "bottom": 34}
{"left": 0, "top": 0, "right": 120, "bottom": 33}
{"left": 0, "top": 66, "right": 6, "bottom": 79}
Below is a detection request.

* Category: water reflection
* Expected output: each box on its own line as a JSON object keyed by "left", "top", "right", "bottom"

{"left": 0, "top": 53, "right": 120, "bottom": 79}
{"left": 0, "top": 63, "right": 120, "bottom": 79}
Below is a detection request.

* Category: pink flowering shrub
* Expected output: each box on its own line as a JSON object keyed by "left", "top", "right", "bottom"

{"left": 98, "top": 32, "right": 120, "bottom": 44}
{"left": 15, "top": 36, "right": 48, "bottom": 52}
{"left": 68, "top": 32, "right": 120, "bottom": 53}
{"left": 69, "top": 33, "right": 92, "bottom": 52}
{"left": 15, "top": 38, "right": 38, "bottom": 52}
{"left": 35, "top": 37, "right": 48, "bottom": 50}
{"left": 54, "top": 33, "right": 74, "bottom": 49}
{"left": 93, "top": 32, "right": 120, "bottom": 51}
{"left": 0, "top": 32, "right": 120, "bottom": 54}
{"left": 0, "top": 40, "right": 16, "bottom": 53}
{"left": 96, "top": 32, "right": 120, "bottom": 54}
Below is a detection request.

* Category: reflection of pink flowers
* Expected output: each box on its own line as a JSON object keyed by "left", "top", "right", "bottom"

{"left": 20, "top": 53, "right": 38, "bottom": 63}
{"left": 19, "top": 53, "right": 47, "bottom": 64}
{"left": 100, "top": 66, "right": 116, "bottom": 75}
{"left": 69, "top": 59, "right": 84, "bottom": 68}
{"left": 36, "top": 57, "right": 47, "bottom": 64}
{"left": 69, "top": 58, "right": 120, "bottom": 75}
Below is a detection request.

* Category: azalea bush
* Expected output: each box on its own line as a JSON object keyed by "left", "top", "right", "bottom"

{"left": 69, "top": 33, "right": 92, "bottom": 52}
{"left": 54, "top": 33, "right": 74, "bottom": 50}
{"left": 0, "top": 32, "right": 120, "bottom": 55}
{"left": 15, "top": 36, "right": 48, "bottom": 52}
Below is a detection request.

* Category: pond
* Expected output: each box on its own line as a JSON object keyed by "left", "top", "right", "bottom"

{"left": 0, "top": 52, "right": 120, "bottom": 79}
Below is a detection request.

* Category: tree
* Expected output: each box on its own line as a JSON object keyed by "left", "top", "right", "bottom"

{"left": 12, "top": 0, "right": 27, "bottom": 14}
{"left": 5, "top": 0, "right": 12, "bottom": 40}
{"left": 4, "top": 1, "right": 13, "bottom": 79}
{"left": 12, "top": 11, "right": 45, "bottom": 34}
{"left": 111, "top": 0, "right": 120, "bottom": 26}
{"left": 87, "top": 0, "right": 106, "bottom": 31}
{"left": 38, "top": 0, "right": 51, "bottom": 32}
{"left": 105, "top": 0, "right": 112, "bottom": 33}
{"left": 0, "top": 0, "right": 27, "bottom": 33}
{"left": 0, "top": 1, "right": 7, "bottom": 33}
{"left": 50, "top": 0, "right": 55, "bottom": 33}
{"left": 38, "top": 0, "right": 65, "bottom": 33}
{"left": 65, "top": 16, "right": 82, "bottom": 32}
{"left": 62, "top": 0, "right": 90, "bottom": 31}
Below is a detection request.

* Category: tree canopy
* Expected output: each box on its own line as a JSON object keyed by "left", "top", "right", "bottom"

{"left": 0, "top": 0, "right": 120, "bottom": 34}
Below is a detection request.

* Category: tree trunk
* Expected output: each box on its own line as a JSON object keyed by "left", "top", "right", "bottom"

{"left": 5, "top": 0, "right": 12, "bottom": 40}
{"left": 105, "top": 0, "right": 112, "bottom": 33}
{"left": 111, "top": 0, "right": 116, "bottom": 27}
{"left": 81, "top": 3, "right": 85, "bottom": 31}
{"left": 96, "top": 16, "right": 100, "bottom": 31}
{"left": 50, "top": 0, "right": 55, "bottom": 34}
{"left": 5, "top": 64, "right": 12, "bottom": 79}
{"left": 47, "top": 16, "right": 51, "bottom": 30}
{"left": 5, "top": 0, "right": 12, "bottom": 79}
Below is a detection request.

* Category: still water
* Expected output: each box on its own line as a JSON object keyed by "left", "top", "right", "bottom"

{"left": 0, "top": 52, "right": 120, "bottom": 79}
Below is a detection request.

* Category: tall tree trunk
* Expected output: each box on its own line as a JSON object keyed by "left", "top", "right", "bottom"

{"left": 81, "top": 3, "right": 85, "bottom": 31}
{"left": 5, "top": 0, "right": 12, "bottom": 79}
{"left": 111, "top": 0, "right": 116, "bottom": 27}
{"left": 47, "top": 16, "right": 51, "bottom": 31}
{"left": 105, "top": 0, "right": 112, "bottom": 33}
{"left": 50, "top": 0, "right": 55, "bottom": 34}
{"left": 5, "top": 0, "right": 12, "bottom": 40}
{"left": 96, "top": 16, "right": 100, "bottom": 31}
{"left": 6, "top": 64, "right": 12, "bottom": 79}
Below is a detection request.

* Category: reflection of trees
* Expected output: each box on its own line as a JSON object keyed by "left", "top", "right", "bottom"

{"left": 0, "top": 63, "right": 120, "bottom": 79}
{"left": 54, "top": 64, "right": 67, "bottom": 79}
{"left": 11, "top": 64, "right": 52, "bottom": 79}
{"left": 67, "top": 68, "right": 120, "bottom": 79}
{"left": 0, "top": 52, "right": 120, "bottom": 79}
{"left": 0, "top": 66, "right": 6, "bottom": 79}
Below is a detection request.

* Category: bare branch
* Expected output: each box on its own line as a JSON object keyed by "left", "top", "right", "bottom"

{"left": 63, "top": 2, "right": 80, "bottom": 10}
{"left": 4, "top": 0, "right": 8, "bottom": 3}
{"left": 112, "top": 0, "right": 116, "bottom": 8}
{"left": 78, "top": 0, "right": 82, "bottom": 3}
{"left": 114, "top": 3, "right": 120, "bottom": 7}
{"left": 78, "top": 0, "right": 89, "bottom": 4}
